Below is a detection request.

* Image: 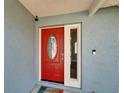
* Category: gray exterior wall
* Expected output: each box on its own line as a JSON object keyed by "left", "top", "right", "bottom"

{"left": 4, "top": 0, "right": 36, "bottom": 93}
{"left": 36, "top": 7, "right": 119, "bottom": 93}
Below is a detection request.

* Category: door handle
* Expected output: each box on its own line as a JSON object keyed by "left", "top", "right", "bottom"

{"left": 61, "top": 53, "right": 64, "bottom": 60}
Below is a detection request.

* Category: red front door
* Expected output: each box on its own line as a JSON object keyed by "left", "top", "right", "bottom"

{"left": 41, "top": 27, "right": 64, "bottom": 83}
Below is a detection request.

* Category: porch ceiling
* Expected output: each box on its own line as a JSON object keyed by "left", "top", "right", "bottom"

{"left": 19, "top": 0, "right": 119, "bottom": 17}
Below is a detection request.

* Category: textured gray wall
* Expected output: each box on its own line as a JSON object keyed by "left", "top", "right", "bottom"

{"left": 4, "top": 0, "right": 36, "bottom": 93}
{"left": 36, "top": 7, "right": 119, "bottom": 93}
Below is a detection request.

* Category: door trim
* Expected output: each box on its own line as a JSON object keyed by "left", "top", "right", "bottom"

{"left": 39, "top": 28, "right": 41, "bottom": 81}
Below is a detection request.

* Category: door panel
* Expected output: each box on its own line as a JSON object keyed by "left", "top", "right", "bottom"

{"left": 41, "top": 27, "right": 64, "bottom": 83}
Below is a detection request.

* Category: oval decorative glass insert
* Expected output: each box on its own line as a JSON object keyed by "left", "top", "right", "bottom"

{"left": 47, "top": 35, "right": 57, "bottom": 59}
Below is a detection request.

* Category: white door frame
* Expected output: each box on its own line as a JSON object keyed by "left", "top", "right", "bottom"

{"left": 39, "top": 28, "right": 41, "bottom": 81}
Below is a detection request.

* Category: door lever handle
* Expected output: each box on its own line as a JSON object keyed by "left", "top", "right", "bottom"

{"left": 61, "top": 53, "right": 64, "bottom": 60}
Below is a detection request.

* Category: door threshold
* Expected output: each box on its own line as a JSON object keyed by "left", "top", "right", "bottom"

{"left": 41, "top": 79, "right": 64, "bottom": 84}
{"left": 41, "top": 80, "right": 64, "bottom": 88}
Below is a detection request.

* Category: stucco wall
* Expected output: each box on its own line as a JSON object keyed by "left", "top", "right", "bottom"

{"left": 36, "top": 7, "right": 119, "bottom": 93}
{"left": 4, "top": 0, "right": 36, "bottom": 93}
